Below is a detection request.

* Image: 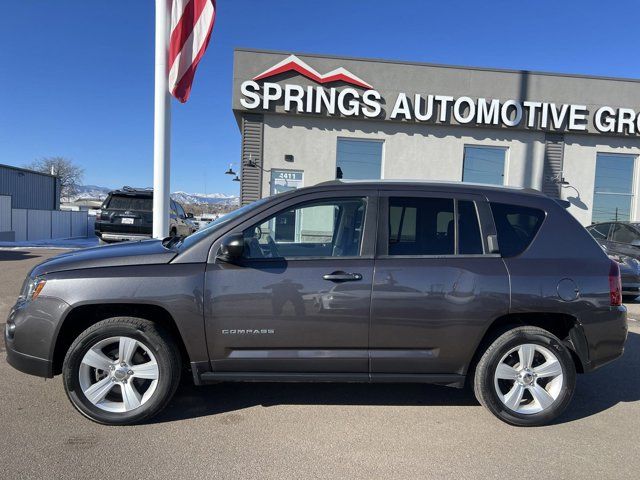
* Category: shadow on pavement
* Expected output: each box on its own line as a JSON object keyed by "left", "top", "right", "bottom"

{"left": 558, "top": 330, "right": 640, "bottom": 424}
{"left": 151, "top": 332, "right": 640, "bottom": 426}
{"left": 0, "top": 250, "right": 39, "bottom": 260}
{"left": 153, "top": 381, "right": 478, "bottom": 425}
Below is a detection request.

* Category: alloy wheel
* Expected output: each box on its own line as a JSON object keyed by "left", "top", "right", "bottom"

{"left": 78, "top": 336, "right": 160, "bottom": 413}
{"left": 493, "top": 343, "right": 564, "bottom": 414}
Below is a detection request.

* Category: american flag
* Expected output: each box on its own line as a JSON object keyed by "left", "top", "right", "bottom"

{"left": 168, "top": 0, "right": 216, "bottom": 103}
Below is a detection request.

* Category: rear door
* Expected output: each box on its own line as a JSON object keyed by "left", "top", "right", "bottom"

{"left": 370, "top": 191, "right": 510, "bottom": 377}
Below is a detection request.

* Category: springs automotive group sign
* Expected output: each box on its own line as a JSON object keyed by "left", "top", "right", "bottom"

{"left": 239, "top": 54, "right": 640, "bottom": 135}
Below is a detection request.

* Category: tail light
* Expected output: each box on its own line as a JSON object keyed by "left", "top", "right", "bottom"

{"left": 609, "top": 260, "right": 622, "bottom": 306}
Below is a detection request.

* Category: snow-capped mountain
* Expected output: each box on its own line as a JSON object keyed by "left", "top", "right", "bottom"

{"left": 66, "top": 185, "right": 238, "bottom": 206}
{"left": 170, "top": 191, "right": 239, "bottom": 206}
{"left": 67, "top": 184, "right": 112, "bottom": 201}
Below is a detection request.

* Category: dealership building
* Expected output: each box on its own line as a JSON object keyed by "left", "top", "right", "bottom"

{"left": 232, "top": 48, "right": 640, "bottom": 226}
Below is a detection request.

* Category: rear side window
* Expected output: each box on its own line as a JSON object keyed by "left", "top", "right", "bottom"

{"left": 106, "top": 195, "right": 153, "bottom": 211}
{"left": 490, "top": 203, "right": 545, "bottom": 257}
{"left": 388, "top": 197, "right": 483, "bottom": 255}
{"left": 389, "top": 197, "right": 454, "bottom": 255}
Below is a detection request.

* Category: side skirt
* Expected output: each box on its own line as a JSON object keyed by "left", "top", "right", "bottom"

{"left": 197, "top": 370, "right": 465, "bottom": 388}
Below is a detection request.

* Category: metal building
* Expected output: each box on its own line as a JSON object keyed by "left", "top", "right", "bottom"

{"left": 0, "top": 164, "right": 60, "bottom": 210}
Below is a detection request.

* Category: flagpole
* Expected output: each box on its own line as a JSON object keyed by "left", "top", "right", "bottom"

{"left": 153, "top": 0, "right": 171, "bottom": 239}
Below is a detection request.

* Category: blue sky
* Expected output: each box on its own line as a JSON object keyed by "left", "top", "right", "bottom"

{"left": 1, "top": 0, "right": 640, "bottom": 195}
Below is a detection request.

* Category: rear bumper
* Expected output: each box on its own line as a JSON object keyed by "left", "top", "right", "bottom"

{"left": 581, "top": 305, "right": 628, "bottom": 372}
{"left": 97, "top": 232, "right": 152, "bottom": 242}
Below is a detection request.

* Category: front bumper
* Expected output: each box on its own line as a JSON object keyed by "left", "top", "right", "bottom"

{"left": 4, "top": 296, "right": 70, "bottom": 378}
{"left": 5, "top": 339, "right": 52, "bottom": 377}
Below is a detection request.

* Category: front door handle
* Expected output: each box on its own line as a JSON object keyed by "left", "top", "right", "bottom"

{"left": 322, "top": 271, "right": 363, "bottom": 282}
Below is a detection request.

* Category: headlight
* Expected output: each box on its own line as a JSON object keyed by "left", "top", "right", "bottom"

{"left": 18, "top": 276, "right": 46, "bottom": 303}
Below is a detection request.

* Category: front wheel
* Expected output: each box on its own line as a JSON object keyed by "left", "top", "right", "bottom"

{"left": 62, "top": 317, "right": 181, "bottom": 425}
{"left": 473, "top": 326, "right": 576, "bottom": 427}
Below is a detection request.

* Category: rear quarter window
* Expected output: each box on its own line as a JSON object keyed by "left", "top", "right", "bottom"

{"left": 490, "top": 203, "right": 545, "bottom": 257}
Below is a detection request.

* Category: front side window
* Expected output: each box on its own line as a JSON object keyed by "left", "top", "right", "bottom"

{"left": 592, "top": 153, "right": 635, "bottom": 223}
{"left": 462, "top": 146, "right": 507, "bottom": 186}
{"left": 336, "top": 138, "right": 383, "bottom": 180}
{"left": 243, "top": 198, "right": 366, "bottom": 259}
{"left": 490, "top": 203, "right": 545, "bottom": 257}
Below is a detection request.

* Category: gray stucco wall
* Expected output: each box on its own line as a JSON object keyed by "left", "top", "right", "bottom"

{"left": 233, "top": 49, "right": 640, "bottom": 225}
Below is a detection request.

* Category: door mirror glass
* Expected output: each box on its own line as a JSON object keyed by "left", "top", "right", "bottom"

{"left": 217, "top": 233, "right": 245, "bottom": 262}
{"left": 186, "top": 212, "right": 194, "bottom": 219}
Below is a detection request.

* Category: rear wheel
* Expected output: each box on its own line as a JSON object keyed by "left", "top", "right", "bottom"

{"left": 473, "top": 326, "right": 576, "bottom": 426}
{"left": 62, "top": 317, "right": 181, "bottom": 425}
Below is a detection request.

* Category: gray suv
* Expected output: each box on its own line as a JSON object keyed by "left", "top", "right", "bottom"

{"left": 5, "top": 181, "right": 628, "bottom": 426}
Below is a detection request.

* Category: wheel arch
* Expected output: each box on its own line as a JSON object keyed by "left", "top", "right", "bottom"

{"left": 467, "top": 312, "right": 587, "bottom": 381}
{"left": 52, "top": 303, "right": 190, "bottom": 376}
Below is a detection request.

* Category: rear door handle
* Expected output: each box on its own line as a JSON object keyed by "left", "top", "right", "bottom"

{"left": 322, "top": 271, "right": 363, "bottom": 282}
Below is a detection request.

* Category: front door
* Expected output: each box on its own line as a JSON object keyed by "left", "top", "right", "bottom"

{"left": 370, "top": 192, "right": 510, "bottom": 377}
{"left": 205, "top": 192, "right": 377, "bottom": 375}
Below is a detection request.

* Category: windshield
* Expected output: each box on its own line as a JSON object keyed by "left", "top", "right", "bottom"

{"left": 177, "top": 197, "right": 272, "bottom": 251}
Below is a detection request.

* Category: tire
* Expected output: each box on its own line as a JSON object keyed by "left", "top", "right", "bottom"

{"left": 62, "top": 317, "right": 181, "bottom": 425}
{"left": 473, "top": 326, "right": 576, "bottom": 427}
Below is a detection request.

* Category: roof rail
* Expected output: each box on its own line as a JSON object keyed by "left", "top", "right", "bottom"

{"left": 121, "top": 186, "right": 153, "bottom": 192}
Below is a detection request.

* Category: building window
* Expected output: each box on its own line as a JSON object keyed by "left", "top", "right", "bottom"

{"left": 336, "top": 138, "right": 383, "bottom": 180}
{"left": 462, "top": 146, "right": 507, "bottom": 186}
{"left": 592, "top": 153, "right": 636, "bottom": 223}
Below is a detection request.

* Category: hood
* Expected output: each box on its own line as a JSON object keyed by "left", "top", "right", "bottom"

{"left": 31, "top": 239, "right": 178, "bottom": 276}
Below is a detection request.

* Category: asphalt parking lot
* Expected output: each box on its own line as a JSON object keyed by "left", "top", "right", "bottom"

{"left": 1, "top": 249, "right": 639, "bottom": 479}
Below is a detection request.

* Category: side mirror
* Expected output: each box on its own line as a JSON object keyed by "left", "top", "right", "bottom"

{"left": 217, "top": 233, "right": 244, "bottom": 262}
{"left": 186, "top": 212, "right": 194, "bottom": 219}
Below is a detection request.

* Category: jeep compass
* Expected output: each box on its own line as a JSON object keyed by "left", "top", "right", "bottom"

{"left": 5, "top": 181, "right": 628, "bottom": 426}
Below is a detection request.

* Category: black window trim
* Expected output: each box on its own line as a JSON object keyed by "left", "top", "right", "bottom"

{"left": 376, "top": 191, "right": 499, "bottom": 259}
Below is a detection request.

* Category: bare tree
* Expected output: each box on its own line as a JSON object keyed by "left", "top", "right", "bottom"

{"left": 26, "top": 157, "right": 84, "bottom": 200}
